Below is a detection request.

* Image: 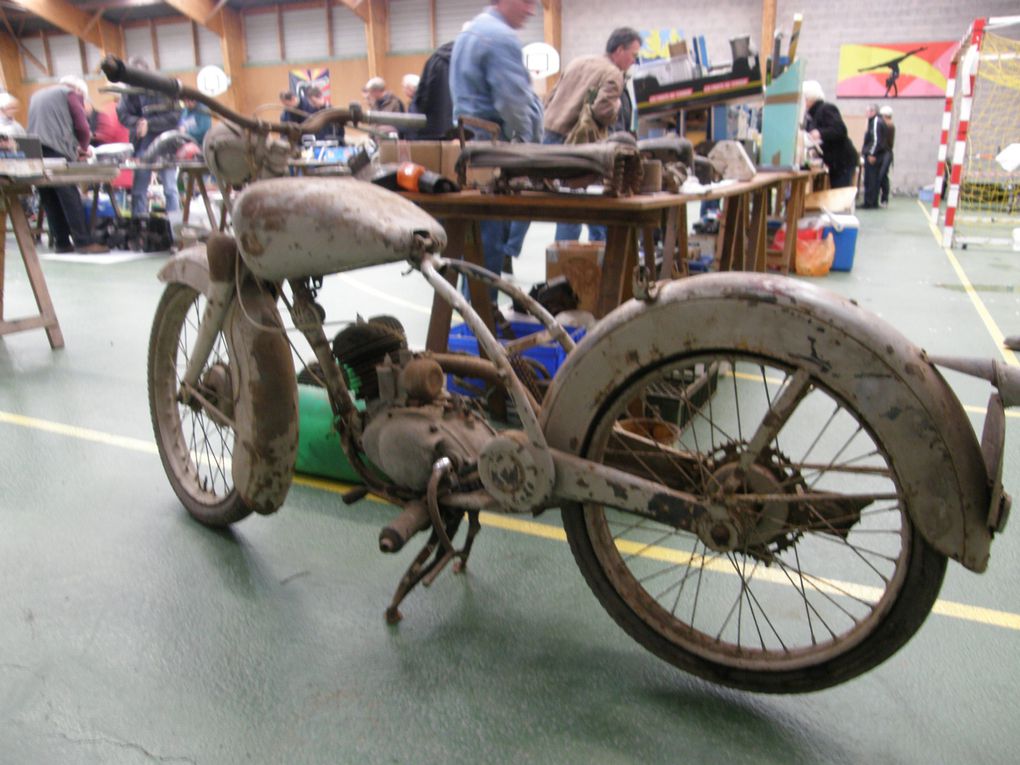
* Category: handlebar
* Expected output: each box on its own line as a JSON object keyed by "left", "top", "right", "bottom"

{"left": 99, "top": 55, "right": 426, "bottom": 140}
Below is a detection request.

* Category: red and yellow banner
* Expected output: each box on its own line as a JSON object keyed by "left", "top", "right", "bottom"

{"left": 836, "top": 41, "right": 958, "bottom": 98}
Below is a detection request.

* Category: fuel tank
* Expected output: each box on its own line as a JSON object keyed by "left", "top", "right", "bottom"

{"left": 232, "top": 176, "right": 447, "bottom": 281}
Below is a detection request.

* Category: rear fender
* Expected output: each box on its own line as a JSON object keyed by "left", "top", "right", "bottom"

{"left": 542, "top": 273, "right": 994, "bottom": 572}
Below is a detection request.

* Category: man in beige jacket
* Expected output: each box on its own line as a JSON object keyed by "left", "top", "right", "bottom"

{"left": 543, "top": 27, "right": 641, "bottom": 241}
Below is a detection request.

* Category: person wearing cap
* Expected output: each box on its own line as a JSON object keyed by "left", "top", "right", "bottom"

{"left": 802, "top": 79, "right": 859, "bottom": 189}
{"left": 861, "top": 103, "right": 890, "bottom": 208}
{"left": 363, "top": 77, "right": 405, "bottom": 113}
{"left": 401, "top": 74, "right": 419, "bottom": 104}
{"left": 879, "top": 105, "right": 895, "bottom": 207}
{"left": 27, "top": 77, "right": 109, "bottom": 253}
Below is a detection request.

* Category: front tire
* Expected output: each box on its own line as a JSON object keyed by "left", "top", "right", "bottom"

{"left": 148, "top": 282, "right": 252, "bottom": 526}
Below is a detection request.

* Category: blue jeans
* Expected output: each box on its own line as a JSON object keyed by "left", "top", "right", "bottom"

{"left": 462, "top": 219, "right": 529, "bottom": 302}
{"left": 544, "top": 130, "right": 607, "bottom": 242}
{"left": 132, "top": 165, "right": 180, "bottom": 215}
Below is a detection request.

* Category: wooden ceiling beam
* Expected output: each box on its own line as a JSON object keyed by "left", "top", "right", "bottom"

{"left": 364, "top": 0, "right": 386, "bottom": 79}
{"left": 339, "top": 0, "right": 369, "bottom": 24}
{"left": 9, "top": 0, "right": 123, "bottom": 57}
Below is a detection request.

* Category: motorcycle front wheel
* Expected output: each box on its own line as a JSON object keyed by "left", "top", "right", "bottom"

{"left": 562, "top": 350, "right": 947, "bottom": 693}
{"left": 148, "top": 282, "right": 252, "bottom": 526}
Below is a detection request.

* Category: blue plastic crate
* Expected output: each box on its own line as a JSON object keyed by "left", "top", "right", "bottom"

{"left": 446, "top": 320, "right": 586, "bottom": 397}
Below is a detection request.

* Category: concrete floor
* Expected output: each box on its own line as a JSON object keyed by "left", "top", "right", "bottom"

{"left": 2, "top": 199, "right": 1018, "bottom": 764}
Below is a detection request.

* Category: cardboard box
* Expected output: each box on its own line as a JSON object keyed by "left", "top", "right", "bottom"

{"left": 546, "top": 241, "right": 605, "bottom": 314}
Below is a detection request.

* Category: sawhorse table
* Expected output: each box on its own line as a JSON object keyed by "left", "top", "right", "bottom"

{"left": 1, "top": 165, "right": 118, "bottom": 350}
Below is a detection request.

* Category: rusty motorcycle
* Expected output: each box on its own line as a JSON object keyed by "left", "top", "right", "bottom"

{"left": 102, "top": 57, "right": 1016, "bottom": 694}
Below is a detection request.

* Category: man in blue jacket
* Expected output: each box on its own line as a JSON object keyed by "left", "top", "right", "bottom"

{"left": 117, "top": 57, "right": 181, "bottom": 216}
{"left": 451, "top": 0, "right": 543, "bottom": 294}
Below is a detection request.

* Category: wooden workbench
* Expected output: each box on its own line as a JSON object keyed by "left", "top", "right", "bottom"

{"left": 1, "top": 163, "right": 118, "bottom": 350}
{"left": 403, "top": 167, "right": 814, "bottom": 352}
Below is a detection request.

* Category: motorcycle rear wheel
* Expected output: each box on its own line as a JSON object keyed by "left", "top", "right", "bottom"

{"left": 562, "top": 350, "right": 947, "bottom": 693}
{"left": 148, "top": 282, "right": 252, "bottom": 526}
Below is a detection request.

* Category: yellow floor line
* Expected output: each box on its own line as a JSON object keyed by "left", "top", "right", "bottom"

{"left": 918, "top": 199, "right": 1019, "bottom": 368}
{"left": 3, "top": 407, "right": 1018, "bottom": 633}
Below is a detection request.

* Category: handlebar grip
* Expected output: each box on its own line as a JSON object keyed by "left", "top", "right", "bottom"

{"left": 357, "top": 106, "right": 428, "bottom": 131}
{"left": 100, "top": 55, "right": 182, "bottom": 98}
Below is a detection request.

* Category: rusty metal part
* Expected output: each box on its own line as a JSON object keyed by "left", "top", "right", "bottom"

{"left": 361, "top": 402, "right": 495, "bottom": 492}
{"left": 541, "top": 272, "right": 995, "bottom": 572}
{"left": 456, "top": 142, "right": 644, "bottom": 197}
{"left": 478, "top": 431, "right": 556, "bottom": 513}
{"left": 233, "top": 177, "right": 446, "bottom": 281}
{"left": 379, "top": 500, "right": 431, "bottom": 553}
{"left": 399, "top": 357, "right": 445, "bottom": 403}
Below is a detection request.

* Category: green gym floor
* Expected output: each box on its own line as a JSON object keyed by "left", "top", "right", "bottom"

{"left": 2, "top": 199, "right": 1018, "bottom": 764}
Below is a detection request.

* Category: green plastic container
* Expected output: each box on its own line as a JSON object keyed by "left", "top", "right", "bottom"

{"left": 295, "top": 384, "right": 364, "bottom": 483}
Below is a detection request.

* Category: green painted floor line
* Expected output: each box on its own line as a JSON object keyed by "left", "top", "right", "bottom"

{"left": 918, "top": 199, "right": 1019, "bottom": 368}
{"left": 3, "top": 407, "right": 1017, "bottom": 633}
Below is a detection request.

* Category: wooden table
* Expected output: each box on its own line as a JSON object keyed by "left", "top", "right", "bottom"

{"left": 403, "top": 167, "right": 813, "bottom": 352}
{"left": 1, "top": 163, "right": 118, "bottom": 350}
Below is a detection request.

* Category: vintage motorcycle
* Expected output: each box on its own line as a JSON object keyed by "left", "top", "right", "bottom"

{"left": 101, "top": 57, "right": 1016, "bottom": 694}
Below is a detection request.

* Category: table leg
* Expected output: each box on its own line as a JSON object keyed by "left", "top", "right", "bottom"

{"left": 596, "top": 225, "right": 636, "bottom": 318}
{"left": 659, "top": 208, "right": 678, "bottom": 280}
{"left": 748, "top": 186, "right": 769, "bottom": 272}
{"left": 779, "top": 177, "right": 807, "bottom": 274}
{"left": 0, "top": 192, "right": 64, "bottom": 349}
{"left": 183, "top": 171, "right": 196, "bottom": 225}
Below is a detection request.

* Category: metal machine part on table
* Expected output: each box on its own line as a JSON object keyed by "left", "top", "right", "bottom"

{"left": 456, "top": 141, "right": 643, "bottom": 196}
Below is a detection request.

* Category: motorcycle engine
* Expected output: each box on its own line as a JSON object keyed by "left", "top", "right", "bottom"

{"left": 332, "top": 319, "right": 495, "bottom": 491}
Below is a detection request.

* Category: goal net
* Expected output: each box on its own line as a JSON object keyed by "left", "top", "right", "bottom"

{"left": 936, "top": 21, "right": 1020, "bottom": 248}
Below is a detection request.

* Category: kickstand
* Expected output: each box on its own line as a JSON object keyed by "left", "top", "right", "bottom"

{"left": 384, "top": 510, "right": 482, "bottom": 625}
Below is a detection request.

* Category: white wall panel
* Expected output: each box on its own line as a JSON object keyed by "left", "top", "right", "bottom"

{"left": 245, "top": 11, "right": 281, "bottom": 63}
{"left": 124, "top": 26, "right": 156, "bottom": 67}
{"left": 156, "top": 22, "right": 195, "bottom": 71}
{"left": 435, "top": 0, "right": 482, "bottom": 45}
{"left": 283, "top": 7, "right": 329, "bottom": 61}
{"left": 331, "top": 5, "right": 367, "bottom": 58}
{"left": 47, "top": 34, "right": 82, "bottom": 78}
{"left": 389, "top": 0, "right": 431, "bottom": 52}
{"left": 21, "top": 37, "right": 47, "bottom": 78}
{"left": 84, "top": 42, "right": 104, "bottom": 76}
{"left": 196, "top": 25, "right": 224, "bottom": 68}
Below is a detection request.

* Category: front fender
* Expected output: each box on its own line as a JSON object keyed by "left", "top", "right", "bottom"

{"left": 160, "top": 244, "right": 298, "bottom": 515}
{"left": 541, "top": 273, "right": 994, "bottom": 572}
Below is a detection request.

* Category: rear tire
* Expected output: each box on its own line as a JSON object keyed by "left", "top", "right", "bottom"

{"left": 562, "top": 349, "right": 948, "bottom": 693}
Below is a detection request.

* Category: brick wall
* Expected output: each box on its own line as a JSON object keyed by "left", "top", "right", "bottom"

{"left": 560, "top": 0, "right": 1020, "bottom": 192}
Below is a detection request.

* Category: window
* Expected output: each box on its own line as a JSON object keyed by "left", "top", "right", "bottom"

{"left": 331, "top": 4, "right": 367, "bottom": 58}
{"left": 47, "top": 34, "right": 83, "bottom": 78}
{"left": 389, "top": 0, "right": 431, "bottom": 52}
{"left": 196, "top": 25, "right": 224, "bottom": 68}
{"left": 283, "top": 7, "right": 329, "bottom": 61}
{"left": 156, "top": 22, "right": 195, "bottom": 71}
{"left": 245, "top": 11, "right": 280, "bottom": 63}
{"left": 124, "top": 25, "right": 156, "bottom": 67}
